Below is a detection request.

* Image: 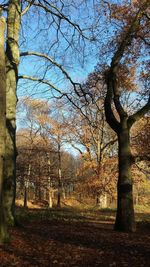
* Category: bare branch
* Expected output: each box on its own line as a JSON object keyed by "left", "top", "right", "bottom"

{"left": 20, "top": 51, "right": 83, "bottom": 98}
{"left": 137, "top": 35, "right": 150, "bottom": 46}
{"left": 101, "top": 138, "right": 117, "bottom": 153}
{"left": 21, "top": 0, "right": 35, "bottom": 16}
{"left": 18, "top": 75, "right": 92, "bottom": 124}
{"left": 32, "top": 0, "right": 90, "bottom": 40}
{"left": 18, "top": 74, "right": 68, "bottom": 96}
{"left": 67, "top": 142, "right": 83, "bottom": 155}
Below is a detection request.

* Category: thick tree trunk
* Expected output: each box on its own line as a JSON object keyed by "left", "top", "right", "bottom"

{"left": 0, "top": 17, "right": 9, "bottom": 243}
{"left": 115, "top": 122, "right": 136, "bottom": 232}
{"left": 4, "top": 0, "right": 21, "bottom": 225}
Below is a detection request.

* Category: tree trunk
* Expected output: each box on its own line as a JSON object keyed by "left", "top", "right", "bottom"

{"left": 47, "top": 155, "right": 53, "bottom": 208}
{"left": 48, "top": 178, "right": 53, "bottom": 208}
{"left": 48, "top": 189, "right": 53, "bottom": 208}
{"left": 134, "top": 184, "right": 139, "bottom": 206}
{"left": 114, "top": 123, "right": 136, "bottom": 232}
{"left": 0, "top": 17, "right": 9, "bottom": 243}
{"left": 57, "top": 177, "right": 62, "bottom": 208}
{"left": 4, "top": 0, "right": 21, "bottom": 226}
{"left": 24, "top": 185, "right": 28, "bottom": 208}
{"left": 96, "top": 193, "right": 107, "bottom": 208}
{"left": 38, "top": 180, "right": 42, "bottom": 201}
{"left": 24, "top": 163, "right": 30, "bottom": 208}
{"left": 57, "top": 143, "right": 62, "bottom": 208}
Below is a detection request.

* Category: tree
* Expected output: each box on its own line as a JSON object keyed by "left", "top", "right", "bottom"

{"left": 65, "top": 71, "right": 118, "bottom": 205}
{"left": 0, "top": 0, "right": 95, "bottom": 227}
{"left": 16, "top": 129, "right": 57, "bottom": 207}
{"left": 32, "top": 100, "right": 71, "bottom": 207}
{"left": 17, "top": 98, "right": 56, "bottom": 208}
{"left": 0, "top": 0, "right": 21, "bottom": 226}
{"left": 0, "top": 15, "right": 9, "bottom": 243}
{"left": 17, "top": 97, "right": 77, "bottom": 207}
{"left": 104, "top": 1, "right": 150, "bottom": 232}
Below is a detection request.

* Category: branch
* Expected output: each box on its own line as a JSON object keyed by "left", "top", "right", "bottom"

{"left": 21, "top": 0, "right": 35, "bottom": 16}
{"left": 18, "top": 75, "right": 92, "bottom": 124}
{"left": 143, "top": 12, "right": 150, "bottom": 20}
{"left": 104, "top": 72, "right": 120, "bottom": 133}
{"left": 128, "top": 96, "right": 150, "bottom": 128}
{"left": 137, "top": 35, "right": 150, "bottom": 46}
{"left": 135, "top": 163, "right": 150, "bottom": 177}
{"left": 132, "top": 155, "right": 150, "bottom": 163}
{"left": 20, "top": 51, "right": 83, "bottom": 98}
{"left": 68, "top": 143, "right": 83, "bottom": 155}
{"left": 101, "top": 138, "right": 117, "bottom": 153}
{"left": 32, "top": 0, "right": 90, "bottom": 40}
{"left": 18, "top": 74, "right": 69, "bottom": 95}
{"left": 0, "top": 3, "right": 8, "bottom": 12}
{"left": 109, "top": 69, "right": 127, "bottom": 119}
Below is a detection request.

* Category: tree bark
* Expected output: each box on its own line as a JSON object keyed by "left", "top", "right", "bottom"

{"left": 47, "top": 155, "right": 53, "bottom": 208}
{"left": 114, "top": 120, "right": 136, "bottom": 232}
{"left": 57, "top": 170, "right": 62, "bottom": 208}
{"left": 24, "top": 163, "right": 31, "bottom": 208}
{"left": 24, "top": 185, "right": 28, "bottom": 208}
{"left": 48, "top": 189, "right": 53, "bottom": 208}
{"left": 57, "top": 143, "right": 62, "bottom": 208}
{"left": 4, "top": 0, "right": 21, "bottom": 225}
{"left": 0, "top": 17, "right": 9, "bottom": 243}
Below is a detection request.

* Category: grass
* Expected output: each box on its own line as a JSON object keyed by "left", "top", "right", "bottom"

{"left": 15, "top": 204, "right": 150, "bottom": 229}
{"left": 15, "top": 196, "right": 150, "bottom": 232}
{"left": 15, "top": 206, "right": 116, "bottom": 226}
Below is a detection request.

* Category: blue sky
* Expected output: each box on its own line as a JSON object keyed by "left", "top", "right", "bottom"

{"left": 17, "top": 0, "right": 110, "bottom": 100}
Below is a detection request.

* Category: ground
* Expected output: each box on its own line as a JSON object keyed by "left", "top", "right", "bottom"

{"left": 0, "top": 205, "right": 150, "bottom": 267}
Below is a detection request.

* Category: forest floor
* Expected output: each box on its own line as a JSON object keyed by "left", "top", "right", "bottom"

{"left": 0, "top": 205, "right": 150, "bottom": 267}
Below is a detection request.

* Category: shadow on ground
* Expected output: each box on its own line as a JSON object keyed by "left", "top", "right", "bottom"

{"left": 0, "top": 208, "right": 150, "bottom": 267}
